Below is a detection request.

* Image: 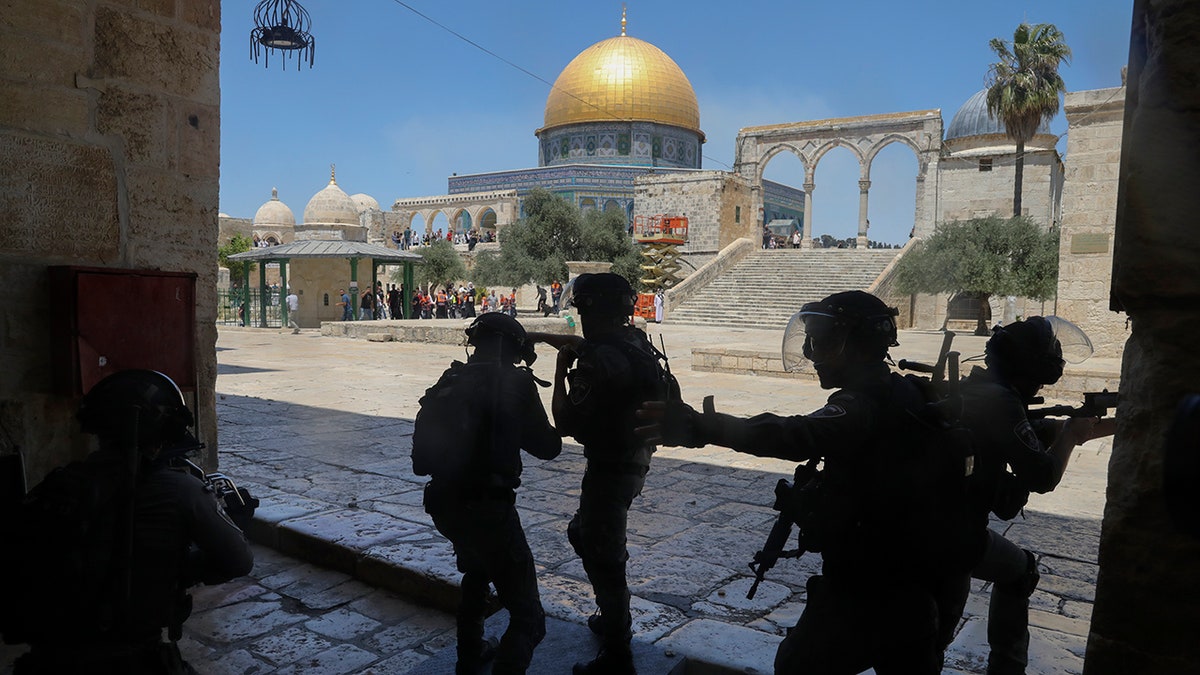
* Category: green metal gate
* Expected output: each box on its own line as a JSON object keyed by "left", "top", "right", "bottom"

{"left": 217, "top": 288, "right": 281, "bottom": 328}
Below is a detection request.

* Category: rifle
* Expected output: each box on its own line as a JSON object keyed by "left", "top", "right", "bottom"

{"left": 1027, "top": 390, "right": 1119, "bottom": 419}
{"left": 176, "top": 457, "right": 259, "bottom": 528}
{"left": 746, "top": 459, "right": 818, "bottom": 599}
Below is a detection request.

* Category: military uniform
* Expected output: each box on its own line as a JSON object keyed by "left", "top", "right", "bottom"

{"left": 557, "top": 326, "right": 666, "bottom": 655}
{"left": 422, "top": 360, "right": 561, "bottom": 674}
{"left": 958, "top": 366, "right": 1061, "bottom": 675}
{"left": 15, "top": 455, "right": 253, "bottom": 675}
{"left": 679, "top": 362, "right": 968, "bottom": 675}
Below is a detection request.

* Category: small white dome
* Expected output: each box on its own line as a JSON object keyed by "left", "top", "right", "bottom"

{"left": 303, "top": 167, "right": 359, "bottom": 225}
{"left": 351, "top": 193, "right": 382, "bottom": 215}
{"left": 253, "top": 188, "right": 296, "bottom": 227}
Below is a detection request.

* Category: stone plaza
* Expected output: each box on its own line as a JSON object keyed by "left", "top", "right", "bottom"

{"left": 38, "top": 321, "right": 1110, "bottom": 675}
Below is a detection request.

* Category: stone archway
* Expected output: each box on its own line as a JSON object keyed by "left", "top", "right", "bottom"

{"left": 392, "top": 189, "right": 518, "bottom": 239}
{"left": 734, "top": 110, "right": 943, "bottom": 248}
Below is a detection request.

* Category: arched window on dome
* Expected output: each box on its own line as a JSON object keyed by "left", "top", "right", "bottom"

{"left": 604, "top": 200, "right": 621, "bottom": 213}
{"left": 580, "top": 198, "right": 596, "bottom": 212}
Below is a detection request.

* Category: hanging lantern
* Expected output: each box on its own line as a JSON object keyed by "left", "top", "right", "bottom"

{"left": 250, "top": 0, "right": 315, "bottom": 70}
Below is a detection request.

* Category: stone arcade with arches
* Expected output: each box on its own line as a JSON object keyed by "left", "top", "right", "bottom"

{"left": 733, "top": 110, "right": 944, "bottom": 249}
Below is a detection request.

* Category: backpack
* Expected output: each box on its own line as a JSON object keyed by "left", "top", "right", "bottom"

{"left": 411, "top": 362, "right": 492, "bottom": 479}
{"left": 0, "top": 451, "right": 134, "bottom": 645}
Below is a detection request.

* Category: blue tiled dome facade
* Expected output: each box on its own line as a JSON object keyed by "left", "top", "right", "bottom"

{"left": 946, "top": 89, "right": 1051, "bottom": 141}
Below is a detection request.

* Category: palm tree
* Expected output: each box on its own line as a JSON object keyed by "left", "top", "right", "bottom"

{"left": 986, "top": 23, "right": 1072, "bottom": 218}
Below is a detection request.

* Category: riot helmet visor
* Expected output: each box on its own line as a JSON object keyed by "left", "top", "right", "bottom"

{"left": 1045, "top": 315, "right": 1093, "bottom": 364}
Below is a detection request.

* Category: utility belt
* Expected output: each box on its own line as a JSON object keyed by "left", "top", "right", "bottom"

{"left": 583, "top": 460, "right": 649, "bottom": 478}
{"left": 424, "top": 478, "right": 515, "bottom": 512}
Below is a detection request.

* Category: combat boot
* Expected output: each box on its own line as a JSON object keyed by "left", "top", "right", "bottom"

{"left": 573, "top": 645, "right": 636, "bottom": 674}
{"left": 456, "top": 636, "right": 499, "bottom": 675}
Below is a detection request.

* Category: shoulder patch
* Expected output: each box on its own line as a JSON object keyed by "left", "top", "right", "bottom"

{"left": 1013, "top": 419, "right": 1040, "bottom": 451}
{"left": 569, "top": 378, "right": 593, "bottom": 405}
{"left": 809, "top": 403, "right": 848, "bottom": 419}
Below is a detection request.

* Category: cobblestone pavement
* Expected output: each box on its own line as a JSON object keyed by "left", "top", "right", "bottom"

{"left": 2, "top": 321, "right": 1116, "bottom": 674}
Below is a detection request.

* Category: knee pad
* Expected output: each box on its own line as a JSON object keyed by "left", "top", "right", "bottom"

{"left": 997, "top": 550, "right": 1040, "bottom": 598}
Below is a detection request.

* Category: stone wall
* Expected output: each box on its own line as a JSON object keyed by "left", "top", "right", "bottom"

{"left": 1087, "top": 2, "right": 1200, "bottom": 671}
{"left": 633, "top": 171, "right": 753, "bottom": 253}
{"left": 0, "top": 0, "right": 222, "bottom": 482}
{"left": 936, "top": 149, "right": 1062, "bottom": 225}
{"left": 1056, "top": 86, "right": 1127, "bottom": 359}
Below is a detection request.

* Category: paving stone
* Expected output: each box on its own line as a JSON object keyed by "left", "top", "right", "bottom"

{"left": 259, "top": 561, "right": 351, "bottom": 595}
{"left": 650, "top": 521, "right": 759, "bottom": 562}
{"left": 270, "top": 644, "right": 380, "bottom": 675}
{"left": 361, "top": 649, "right": 431, "bottom": 674}
{"left": 189, "top": 578, "right": 268, "bottom": 610}
{"left": 249, "top": 625, "right": 335, "bottom": 667}
{"left": 280, "top": 508, "right": 413, "bottom": 554}
{"left": 363, "top": 611, "right": 456, "bottom": 654}
{"left": 304, "top": 607, "right": 383, "bottom": 641}
{"left": 298, "top": 578, "right": 375, "bottom": 611}
{"left": 627, "top": 508, "right": 694, "bottom": 540}
{"left": 194, "top": 648, "right": 275, "bottom": 675}
{"left": 658, "top": 618, "right": 779, "bottom": 675}
{"left": 349, "top": 590, "right": 427, "bottom": 624}
{"left": 187, "top": 600, "right": 307, "bottom": 643}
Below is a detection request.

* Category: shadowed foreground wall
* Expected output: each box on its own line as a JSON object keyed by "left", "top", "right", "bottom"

{"left": 0, "top": 0, "right": 221, "bottom": 483}
{"left": 1086, "top": 1, "right": 1200, "bottom": 673}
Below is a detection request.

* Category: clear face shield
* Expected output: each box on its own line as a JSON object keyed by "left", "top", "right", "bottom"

{"left": 560, "top": 278, "right": 579, "bottom": 310}
{"left": 781, "top": 307, "right": 847, "bottom": 372}
{"left": 1045, "top": 315, "right": 1093, "bottom": 364}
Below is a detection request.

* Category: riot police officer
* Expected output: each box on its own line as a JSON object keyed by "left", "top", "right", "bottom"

{"left": 641, "top": 291, "right": 970, "bottom": 674}
{"left": 538, "top": 272, "right": 672, "bottom": 675}
{"left": 8, "top": 369, "right": 254, "bottom": 674}
{"left": 417, "top": 313, "right": 562, "bottom": 675}
{"left": 957, "top": 317, "right": 1114, "bottom": 674}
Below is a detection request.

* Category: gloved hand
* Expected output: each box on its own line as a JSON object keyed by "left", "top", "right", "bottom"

{"left": 223, "top": 488, "right": 260, "bottom": 529}
{"left": 636, "top": 395, "right": 717, "bottom": 448}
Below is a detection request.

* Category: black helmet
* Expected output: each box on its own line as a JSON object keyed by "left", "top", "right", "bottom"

{"left": 781, "top": 291, "right": 899, "bottom": 371}
{"left": 563, "top": 273, "right": 636, "bottom": 316}
{"left": 465, "top": 312, "right": 536, "bottom": 365}
{"left": 985, "top": 316, "right": 1090, "bottom": 386}
{"left": 77, "top": 370, "right": 199, "bottom": 456}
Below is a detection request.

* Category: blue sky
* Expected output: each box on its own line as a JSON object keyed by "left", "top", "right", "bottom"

{"left": 220, "top": 0, "right": 1132, "bottom": 245}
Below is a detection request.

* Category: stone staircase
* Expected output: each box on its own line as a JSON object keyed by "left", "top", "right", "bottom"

{"left": 667, "top": 248, "right": 901, "bottom": 330}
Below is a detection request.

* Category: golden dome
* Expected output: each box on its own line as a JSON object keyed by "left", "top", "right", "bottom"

{"left": 541, "top": 35, "right": 702, "bottom": 138}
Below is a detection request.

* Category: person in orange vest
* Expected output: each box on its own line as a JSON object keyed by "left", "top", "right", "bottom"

{"left": 508, "top": 289, "right": 519, "bottom": 317}
{"left": 550, "top": 281, "right": 563, "bottom": 313}
{"left": 435, "top": 289, "right": 449, "bottom": 319}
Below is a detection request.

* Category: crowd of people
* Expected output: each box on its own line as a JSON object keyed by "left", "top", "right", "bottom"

{"left": 338, "top": 280, "right": 567, "bottom": 322}
{"left": 391, "top": 228, "right": 497, "bottom": 251}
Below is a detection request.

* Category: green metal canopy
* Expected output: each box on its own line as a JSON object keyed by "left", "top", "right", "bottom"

{"left": 228, "top": 240, "right": 423, "bottom": 324}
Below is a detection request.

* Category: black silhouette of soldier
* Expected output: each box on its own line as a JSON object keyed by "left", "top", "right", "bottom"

{"left": 641, "top": 291, "right": 971, "bottom": 674}
{"left": 531, "top": 272, "right": 673, "bottom": 675}
{"left": 955, "top": 317, "right": 1114, "bottom": 674}
{"left": 417, "top": 313, "right": 562, "bottom": 674}
{"left": 7, "top": 369, "right": 254, "bottom": 674}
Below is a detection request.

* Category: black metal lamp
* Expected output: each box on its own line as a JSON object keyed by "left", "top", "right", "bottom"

{"left": 251, "top": 0, "right": 315, "bottom": 70}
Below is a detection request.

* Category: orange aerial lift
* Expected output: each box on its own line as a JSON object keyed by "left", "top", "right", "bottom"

{"left": 632, "top": 214, "right": 688, "bottom": 319}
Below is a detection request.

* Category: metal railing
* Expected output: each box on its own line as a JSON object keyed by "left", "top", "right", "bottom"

{"left": 217, "top": 289, "right": 282, "bottom": 328}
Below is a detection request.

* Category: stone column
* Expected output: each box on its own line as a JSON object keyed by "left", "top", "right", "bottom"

{"left": 802, "top": 181, "right": 815, "bottom": 249}
{"left": 857, "top": 179, "right": 871, "bottom": 248}
{"left": 1086, "top": 2, "right": 1200, "bottom": 672}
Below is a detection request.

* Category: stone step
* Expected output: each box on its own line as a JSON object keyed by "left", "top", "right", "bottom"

{"left": 669, "top": 248, "right": 899, "bottom": 328}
